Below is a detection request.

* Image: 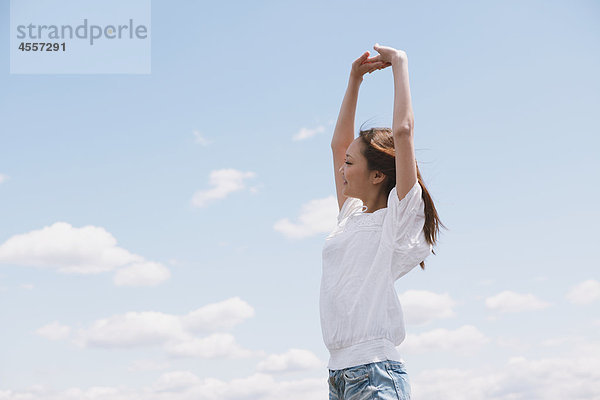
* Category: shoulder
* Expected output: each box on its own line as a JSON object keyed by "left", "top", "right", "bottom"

{"left": 387, "top": 181, "right": 421, "bottom": 209}
{"left": 338, "top": 197, "right": 364, "bottom": 223}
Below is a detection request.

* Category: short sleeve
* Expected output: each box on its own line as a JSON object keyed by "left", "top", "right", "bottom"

{"left": 383, "top": 180, "right": 433, "bottom": 280}
{"left": 337, "top": 196, "right": 363, "bottom": 224}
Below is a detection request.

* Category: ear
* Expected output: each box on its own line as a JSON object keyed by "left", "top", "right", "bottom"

{"left": 371, "top": 170, "right": 387, "bottom": 185}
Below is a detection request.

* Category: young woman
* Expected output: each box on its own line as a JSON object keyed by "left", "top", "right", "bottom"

{"left": 321, "top": 44, "right": 445, "bottom": 400}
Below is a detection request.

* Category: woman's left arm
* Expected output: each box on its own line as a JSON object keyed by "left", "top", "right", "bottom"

{"left": 391, "top": 54, "right": 418, "bottom": 202}
{"left": 370, "top": 43, "right": 418, "bottom": 201}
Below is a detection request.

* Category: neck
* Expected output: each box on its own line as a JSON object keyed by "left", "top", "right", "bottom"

{"left": 362, "top": 191, "right": 388, "bottom": 213}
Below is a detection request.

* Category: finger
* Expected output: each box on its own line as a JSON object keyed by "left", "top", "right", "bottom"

{"left": 374, "top": 61, "right": 392, "bottom": 70}
{"left": 365, "top": 54, "right": 383, "bottom": 63}
{"left": 354, "top": 51, "right": 370, "bottom": 64}
{"left": 360, "top": 58, "right": 377, "bottom": 64}
{"left": 368, "top": 63, "right": 385, "bottom": 73}
{"left": 360, "top": 60, "right": 387, "bottom": 74}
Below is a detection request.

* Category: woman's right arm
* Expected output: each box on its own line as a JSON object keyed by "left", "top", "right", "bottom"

{"left": 331, "top": 52, "right": 391, "bottom": 210}
{"left": 330, "top": 74, "right": 362, "bottom": 150}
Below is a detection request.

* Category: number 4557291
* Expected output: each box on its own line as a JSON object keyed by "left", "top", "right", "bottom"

{"left": 18, "top": 42, "right": 66, "bottom": 51}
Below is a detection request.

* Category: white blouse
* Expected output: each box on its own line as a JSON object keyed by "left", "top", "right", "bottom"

{"left": 320, "top": 180, "right": 433, "bottom": 370}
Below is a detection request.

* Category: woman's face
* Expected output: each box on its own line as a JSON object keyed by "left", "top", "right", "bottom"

{"left": 339, "top": 138, "right": 371, "bottom": 198}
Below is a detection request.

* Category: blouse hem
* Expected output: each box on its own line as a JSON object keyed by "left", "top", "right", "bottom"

{"left": 327, "top": 337, "right": 404, "bottom": 370}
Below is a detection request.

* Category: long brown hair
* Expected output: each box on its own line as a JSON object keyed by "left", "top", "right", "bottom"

{"left": 358, "top": 127, "right": 447, "bottom": 270}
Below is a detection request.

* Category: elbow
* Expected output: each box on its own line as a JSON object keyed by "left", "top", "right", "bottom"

{"left": 393, "top": 119, "right": 414, "bottom": 137}
{"left": 393, "top": 124, "right": 413, "bottom": 138}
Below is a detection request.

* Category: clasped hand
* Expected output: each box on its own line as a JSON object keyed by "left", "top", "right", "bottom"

{"left": 351, "top": 43, "right": 407, "bottom": 79}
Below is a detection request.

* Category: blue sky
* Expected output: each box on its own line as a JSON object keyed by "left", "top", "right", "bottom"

{"left": 1, "top": 0, "right": 599, "bottom": 399}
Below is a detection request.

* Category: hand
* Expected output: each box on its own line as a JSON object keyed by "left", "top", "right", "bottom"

{"left": 350, "top": 51, "right": 392, "bottom": 80}
{"left": 366, "top": 43, "right": 407, "bottom": 64}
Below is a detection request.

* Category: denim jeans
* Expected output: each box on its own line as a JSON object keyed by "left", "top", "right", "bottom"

{"left": 328, "top": 360, "right": 411, "bottom": 400}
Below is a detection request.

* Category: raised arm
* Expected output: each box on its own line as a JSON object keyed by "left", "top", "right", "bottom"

{"left": 331, "top": 52, "right": 391, "bottom": 210}
{"left": 371, "top": 43, "right": 417, "bottom": 202}
{"left": 330, "top": 72, "right": 361, "bottom": 150}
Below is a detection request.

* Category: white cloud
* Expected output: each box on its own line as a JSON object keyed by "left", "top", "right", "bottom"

{"left": 0, "top": 173, "right": 8, "bottom": 184}
{"left": 0, "top": 222, "right": 141, "bottom": 274}
{"left": 412, "top": 350, "right": 600, "bottom": 400}
{"left": 35, "top": 321, "right": 71, "bottom": 341}
{"left": 41, "top": 297, "right": 258, "bottom": 359}
{"left": 182, "top": 296, "right": 255, "bottom": 333}
{"left": 540, "top": 336, "right": 575, "bottom": 347}
{"left": 193, "top": 130, "right": 212, "bottom": 146}
{"left": 273, "top": 196, "right": 337, "bottom": 239}
{"left": 20, "top": 283, "right": 34, "bottom": 290}
{"left": 113, "top": 261, "right": 171, "bottom": 287}
{"left": 164, "top": 333, "right": 259, "bottom": 358}
{"left": 401, "top": 325, "right": 490, "bottom": 355}
{"left": 539, "top": 334, "right": 600, "bottom": 358}
{"left": 127, "top": 359, "right": 171, "bottom": 372}
{"left": 256, "top": 348, "right": 324, "bottom": 373}
{"left": 152, "top": 370, "right": 202, "bottom": 392}
{"left": 0, "top": 222, "right": 169, "bottom": 287}
{"left": 191, "top": 169, "right": 256, "bottom": 208}
{"left": 292, "top": 125, "right": 325, "bottom": 141}
{"left": 399, "top": 290, "right": 457, "bottom": 326}
{"left": 74, "top": 311, "right": 183, "bottom": 348}
{"left": 3, "top": 338, "right": 600, "bottom": 400}
{"left": 485, "top": 290, "right": 551, "bottom": 313}
{"left": 566, "top": 279, "right": 600, "bottom": 305}
{"left": 0, "top": 372, "right": 327, "bottom": 400}
{"left": 495, "top": 336, "right": 530, "bottom": 351}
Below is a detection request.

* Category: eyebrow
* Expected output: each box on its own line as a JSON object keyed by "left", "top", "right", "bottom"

{"left": 345, "top": 154, "right": 353, "bottom": 158}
